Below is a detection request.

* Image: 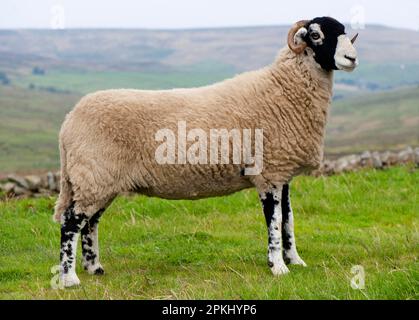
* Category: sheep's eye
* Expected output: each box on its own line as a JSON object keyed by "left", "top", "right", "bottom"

{"left": 311, "top": 33, "right": 320, "bottom": 40}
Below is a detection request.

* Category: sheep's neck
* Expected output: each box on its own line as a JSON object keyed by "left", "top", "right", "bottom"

{"left": 262, "top": 53, "right": 334, "bottom": 165}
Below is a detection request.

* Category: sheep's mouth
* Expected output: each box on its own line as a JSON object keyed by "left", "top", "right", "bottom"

{"left": 335, "top": 59, "right": 358, "bottom": 72}
{"left": 336, "top": 64, "right": 356, "bottom": 72}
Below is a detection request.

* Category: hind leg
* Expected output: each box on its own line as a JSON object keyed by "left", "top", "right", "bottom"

{"left": 80, "top": 194, "right": 116, "bottom": 275}
{"left": 60, "top": 202, "right": 88, "bottom": 287}
{"left": 81, "top": 209, "right": 105, "bottom": 275}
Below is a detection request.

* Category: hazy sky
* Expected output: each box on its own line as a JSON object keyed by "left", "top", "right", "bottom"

{"left": 1, "top": 0, "right": 419, "bottom": 30}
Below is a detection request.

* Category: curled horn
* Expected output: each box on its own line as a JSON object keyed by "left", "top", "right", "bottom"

{"left": 351, "top": 33, "right": 359, "bottom": 44}
{"left": 287, "top": 20, "right": 309, "bottom": 54}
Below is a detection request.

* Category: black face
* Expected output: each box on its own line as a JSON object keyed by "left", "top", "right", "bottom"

{"left": 302, "top": 17, "right": 346, "bottom": 71}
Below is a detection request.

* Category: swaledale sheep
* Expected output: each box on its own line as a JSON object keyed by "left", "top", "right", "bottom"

{"left": 54, "top": 17, "right": 359, "bottom": 287}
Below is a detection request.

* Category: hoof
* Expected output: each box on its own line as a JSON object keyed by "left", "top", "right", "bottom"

{"left": 289, "top": 257, "right": 307, "bottom": 267}
{"left": 271, "top": 263, "right": 290, "bottom": 276}
{"left": 85, "top": 263, "right": 105, "bottom": 275}
{"left": 61, "top": 273, "right": 81, "bottom": 288}
{"left": 285, "top": 254, "right": 307, "bottom": 267}
{"left": 94, "top": 267, "right": 105, "bottom": 275}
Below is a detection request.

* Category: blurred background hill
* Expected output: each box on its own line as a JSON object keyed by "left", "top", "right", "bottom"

{"left": 0, "top": 25, "right": 418, "bottom": 172}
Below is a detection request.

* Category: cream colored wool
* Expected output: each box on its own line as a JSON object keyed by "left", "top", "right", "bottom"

{"left": 54, "top": 47, "right": 333, "bottom": 221}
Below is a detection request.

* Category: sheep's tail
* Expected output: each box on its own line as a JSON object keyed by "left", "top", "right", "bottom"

{"left": 53, "top": 142, "right": 73, "bottom": 223}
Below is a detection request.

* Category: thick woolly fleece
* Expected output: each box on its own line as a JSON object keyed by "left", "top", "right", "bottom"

{"left": 54, "top": 46, "right": 333, "bottom": 221}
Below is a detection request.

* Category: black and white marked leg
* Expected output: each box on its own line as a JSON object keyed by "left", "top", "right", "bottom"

{"left": 260, "top": 186, "right": 290, "bottom": 276}
{"left": 60, "top": 203, "right": 87, "bottom": 287}
{"left": 81, "top": 209, "right": 105, "bottom": 275}
{"left": 281, "top": 184, "right": 306, "bottom": 266}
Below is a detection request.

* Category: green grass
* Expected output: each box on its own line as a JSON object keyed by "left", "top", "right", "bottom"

{"left": 0, "top": 167, "right": 417, "bottom": 299}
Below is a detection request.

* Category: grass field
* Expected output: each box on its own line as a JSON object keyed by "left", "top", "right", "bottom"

{"left": 0, "top": 166, "right": 417, "bottom": 300}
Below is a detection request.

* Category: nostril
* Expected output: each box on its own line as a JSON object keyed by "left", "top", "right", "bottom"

{"left": 345, "top": 55, "right": 356, "bottom": 63}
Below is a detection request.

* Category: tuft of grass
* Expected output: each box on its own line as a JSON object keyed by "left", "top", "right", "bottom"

{"left": 0, "top": 167, "right": 417, "bottom": 300}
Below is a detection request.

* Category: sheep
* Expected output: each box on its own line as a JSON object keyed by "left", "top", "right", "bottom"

{"left": 54, "top": 16, "right": 359, "bottom": 287}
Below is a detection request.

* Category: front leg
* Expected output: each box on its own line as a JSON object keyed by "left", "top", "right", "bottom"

{"left": 259, "top": 186, "right": 290, "bottom": 276}
{"left": 281, "top": 184, "right": 306, "bottom": 266}
{"left": 81, "top": 209, "right": 105, "bottom": 275}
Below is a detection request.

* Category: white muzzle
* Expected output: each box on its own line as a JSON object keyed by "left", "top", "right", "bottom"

{"left": 334, "top": 35, "right": 359, "bottom": 72}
